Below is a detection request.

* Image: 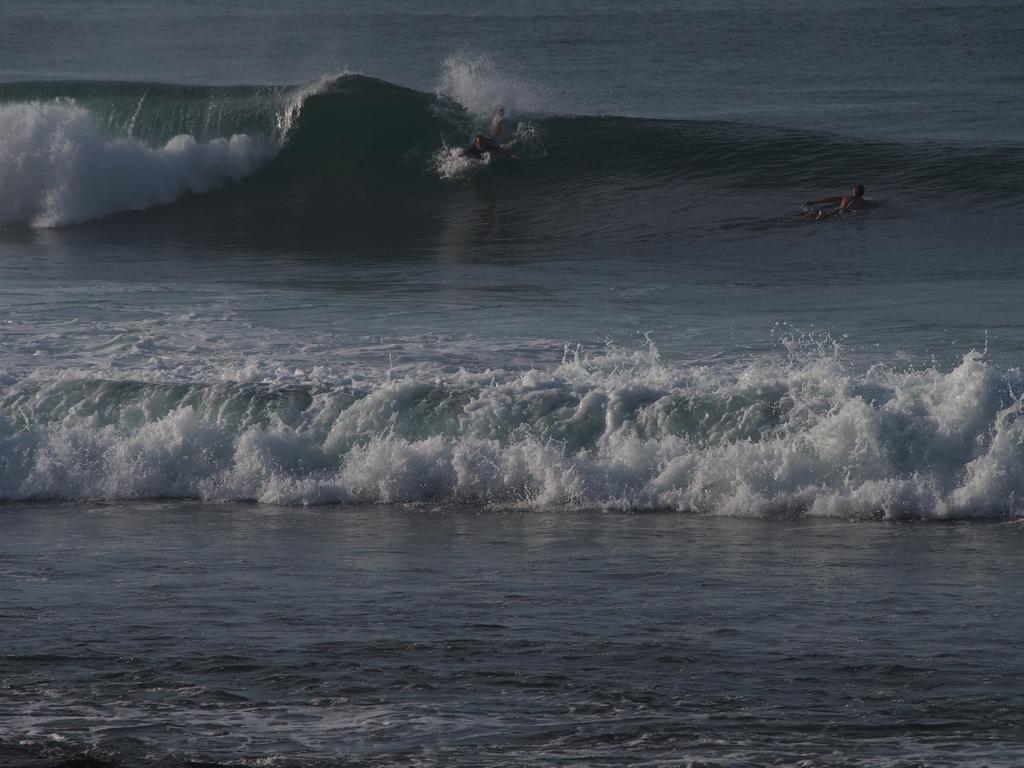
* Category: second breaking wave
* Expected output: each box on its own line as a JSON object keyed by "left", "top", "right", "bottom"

{"left": 3, "top": 345, "right": 1024, "bottom": 518}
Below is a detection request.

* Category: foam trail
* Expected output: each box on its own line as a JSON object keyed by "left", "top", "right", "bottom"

{"left": 431, "top": 145, "right": 492, "bottom": 180}
{"left": 0, "top": 100, "right": 277, "bottom": 227}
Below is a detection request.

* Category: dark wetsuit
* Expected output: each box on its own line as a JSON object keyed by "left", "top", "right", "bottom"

{"left": 462, "top": 136, "right": 500, "bottom": 158}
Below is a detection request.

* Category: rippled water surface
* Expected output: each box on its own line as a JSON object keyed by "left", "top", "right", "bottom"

{"left": 3, "top": 505, "right": 1024, "bottom": 767}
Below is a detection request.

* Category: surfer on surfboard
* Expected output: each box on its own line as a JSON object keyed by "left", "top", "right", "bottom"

{"left": 457, "top": 134, "right": 518, "bottom": 160}
{"left": 803, "top": 184, "right": 877, "bottom": 219}
{"left": 456, "top": 109, "right": 519, "bottom": 160}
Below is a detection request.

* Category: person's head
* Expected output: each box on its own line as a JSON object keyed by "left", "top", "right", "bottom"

{"left": 852, "top": 183, "right": 865, "bottom": 197}
{"left": 474, "top": 134, "right": 487, "bottom": 149}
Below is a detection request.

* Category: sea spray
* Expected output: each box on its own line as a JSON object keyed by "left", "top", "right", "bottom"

{"left": 435, "top": 54, "right": 552, "bottom": 120}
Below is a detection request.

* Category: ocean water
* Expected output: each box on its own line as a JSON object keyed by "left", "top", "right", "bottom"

{"left": 4, "top": 505, "right": 1024, "bottom": 767}
{"left": 2, "top": 0, "right": 1024, "bottom": 764}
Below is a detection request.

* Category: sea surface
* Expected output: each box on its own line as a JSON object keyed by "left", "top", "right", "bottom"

{"left": 4, "top": 505, "right": 1024, "bottom": 767}
{"left": 2, "top": 1, "right": 1024, "bottom": 765}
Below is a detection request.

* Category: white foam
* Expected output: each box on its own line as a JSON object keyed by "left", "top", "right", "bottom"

{"left": 430, "top": 115, "right": 545, "bottom": 180}
{"left": 431, "top": 146, "right": 491, "bottom": 179}
{"left": 0, "top": 100, "right": 278, "bottom": 227}
{"left": 3, "top": 345, "right": 1024, "bottom": 518}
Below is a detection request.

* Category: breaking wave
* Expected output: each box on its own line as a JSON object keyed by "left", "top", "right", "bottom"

{"left": 1, "top": 69, "right": 1022, "bottom": 228}
{"left": 3, "top": 343, "right": 1024, "bottom": 518}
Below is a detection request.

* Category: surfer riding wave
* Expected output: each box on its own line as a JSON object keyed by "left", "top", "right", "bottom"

{"left": 456, "top": 109, "right": 519, "bottom": 160}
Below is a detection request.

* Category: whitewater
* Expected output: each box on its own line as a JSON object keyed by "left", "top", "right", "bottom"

{"left": 2, "top": 341, "right": 1023, "bottom": 518}
{"left": 0, "top": 78, "right": 323, "bottom": 227}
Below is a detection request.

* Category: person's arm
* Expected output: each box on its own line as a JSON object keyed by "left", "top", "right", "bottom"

{"left": 804, "top": 195, "right": 843, "bottom": 206}
{"left": 491, "top": 109, "right": 506, "bottom": 139}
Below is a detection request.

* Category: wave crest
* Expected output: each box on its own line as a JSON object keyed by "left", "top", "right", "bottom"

{"left": 2, "top": 72, "right": 1023, "bottom": 227}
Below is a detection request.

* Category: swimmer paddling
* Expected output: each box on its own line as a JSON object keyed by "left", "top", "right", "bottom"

{"left": 457, "top": 134, "right": 518, "bottom": 160}
{"left": 803, "top": 184, "right": 877, "bottom": 220}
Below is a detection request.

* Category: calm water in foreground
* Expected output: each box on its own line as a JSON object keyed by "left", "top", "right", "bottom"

{"left": 3, "top": 505, "right": 1024, "bottom": 767}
